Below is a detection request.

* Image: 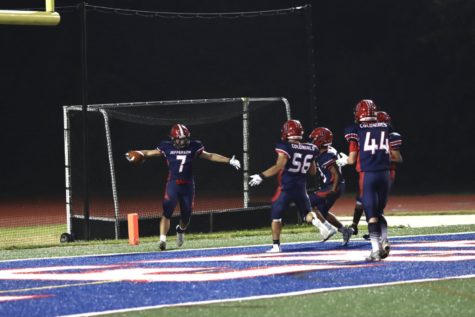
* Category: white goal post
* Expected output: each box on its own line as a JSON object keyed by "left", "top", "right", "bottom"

{"left": 63, "top": 97, "right": 291, "bottom": 239}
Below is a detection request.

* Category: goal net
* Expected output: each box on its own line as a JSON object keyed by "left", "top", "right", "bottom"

{"left": 64, "top": 97, "right": 291, "bottom": 239}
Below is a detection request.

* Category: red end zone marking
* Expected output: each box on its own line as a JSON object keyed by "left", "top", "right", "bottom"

{"left": 0, "top": 294, "right": 51, "bottom": 302}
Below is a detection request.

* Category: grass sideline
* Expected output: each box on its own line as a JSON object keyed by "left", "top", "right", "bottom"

{"left": 1, "top": 223, "right": 475, "bottom": 261}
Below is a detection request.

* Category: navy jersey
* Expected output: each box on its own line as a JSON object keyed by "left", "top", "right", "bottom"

{"left": 316, "top": 146, "right": 344, "bottom": 186}
{"left": 344, "top": 122, "right": 392, "bottom": 172}
{"left": 157, "top": 140, "right": 204, "bottom": 181}
{"left": 275, "top": 141, "right": 319, "bottom": 190}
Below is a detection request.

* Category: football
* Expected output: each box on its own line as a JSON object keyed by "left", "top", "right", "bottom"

{"left": 126, "top": 151, "right": 145, "bottom": 164}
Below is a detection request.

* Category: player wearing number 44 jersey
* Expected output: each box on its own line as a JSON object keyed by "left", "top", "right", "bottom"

{"left": 126, "top": 124, "right": 241, "bottom": 251}
{"left": 338, "top": 100, "right": 393, "bottom": 261}
{"left": 343, "top": 110, "right": 403, "bottom": 241}
{"left": 249, "top": 119, "right": 321, "bottom": 253}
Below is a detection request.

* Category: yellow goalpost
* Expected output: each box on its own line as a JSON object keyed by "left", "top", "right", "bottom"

{"left": 0, "top": 0, "right": 60, "bottom": 26}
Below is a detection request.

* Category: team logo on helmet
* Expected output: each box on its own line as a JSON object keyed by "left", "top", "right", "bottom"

{"left": 354, "top": 99, "right": 377, "bottom": 123}
{"left": 376, "top": 111, "right": 391, "bottom": 124}
{"left": 170, "top": 124, "right": 190, "bottom": 149}
{"left": 309, "top": 127, "right": 333, "bottom": 148}
{"left": 281, "top": 119, "right": 304, "bottom": 141}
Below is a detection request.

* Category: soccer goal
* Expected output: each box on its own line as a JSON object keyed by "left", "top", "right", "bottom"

{"left": 63, "top": 97, "right": 291, "bottom": 240}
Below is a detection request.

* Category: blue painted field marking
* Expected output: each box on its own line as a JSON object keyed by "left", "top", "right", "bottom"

{"left": 0, "top": 232, "right": 474, "bottom": 317}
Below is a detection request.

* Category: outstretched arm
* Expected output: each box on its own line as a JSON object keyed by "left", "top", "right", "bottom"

{"left": 261, "top": 153, "right": 288, "bottom": 178}
{"left": 140, "top": 149, "right": 163, "bottom": 158}
{"left": 199, "top": 151, "right": 230, "bottom": 163}
{"left": 199, "top": 151, "right": 241, "bottom": 169}
{"left": 125, "top": 149, "right": 162, "bottom": 163}
{"left": 249, "top": 153, "right": 287, "bottom": 187}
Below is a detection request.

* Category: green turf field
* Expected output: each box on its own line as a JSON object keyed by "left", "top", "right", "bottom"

{"left": 2, "top": 222, "right": 475, "bottom": 317}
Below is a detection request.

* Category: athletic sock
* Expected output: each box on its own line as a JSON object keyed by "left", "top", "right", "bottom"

{"left": 353, "top": 206, "right": 364, "bottom": 225}
{"left": 379, "top": 215, "right": 388, "bottom": 240}
{"left": 160, "top": 234, "right": 167, "bottom": 242}
{"left": 311, "top": 216, "right": 325, "bottom": 231}
{"left": 323, "top": 221, "right": 334, "bottom": 231}
{"left": 368, "top": 222, "right": 382, "bottom": 252}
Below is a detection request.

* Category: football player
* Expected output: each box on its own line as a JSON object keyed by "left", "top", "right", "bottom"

{"left": 338, "top": 100, "right": 393, "bottom": 261}
{"left": 342, "top": 110, "right": 403, "bottom": 242}
{"left": 126, "top": 123, "right": 241, "bottom": 251}
{"left": 248, "top": 119, "right": 320, "bottom": 253}
{"left": 308, "top": 127, "right": 354, "bottom": 245}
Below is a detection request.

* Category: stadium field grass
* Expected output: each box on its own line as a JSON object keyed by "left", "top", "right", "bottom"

{"left": 1, "top": 222, "right": 475, "bottom": 316}
{"left": 1, "top": 222, "right": 475, "bottom": 259}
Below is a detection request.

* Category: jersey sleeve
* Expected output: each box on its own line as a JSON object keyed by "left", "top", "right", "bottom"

{"left": 156, "top": 141, "right": 168, "bottom": 156}
{"left": 344, "top": 124, "right": 358, "bottom": 143}
{"left": 389, "top": 132, "right": 402, "bottom": 150}
{"left": 275, "top": 143, "right": 290, "bottom": 159}
{"left": 320, "top": 152, "right": 337, "bottom": 170}
{"left": 193, "top": 140, "right": 205, "bottom": 156}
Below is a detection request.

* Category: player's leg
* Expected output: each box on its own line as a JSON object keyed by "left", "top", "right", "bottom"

{"left": 307, "top": 191, "right": 336, "bottom": 241}
{"left": 160, "top": 181, "right": 179, "bottom": 250}
{"left": 325, "top": 183, "right": 353, "bottom": 244}
{"left": 268, "top": 190, "right": 289, "bottom": 252}
{"left": 378, "top": 171, "right": 391, "bottom": 258}
{"left": 176, "top": 183, "right": 194, "bottom": 247}
{"left": 349, "top": 172, "right": 364, "bottom": 236}
{"left": 361, "top": 172, "right": 383, "bottom": 261}
{"left": 351, "top": 197, "right": 364, "bottom": 236}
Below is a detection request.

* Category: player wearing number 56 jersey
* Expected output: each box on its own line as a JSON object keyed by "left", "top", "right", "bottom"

{"left": 126, "top": 124, "right": 241, "bottom": 251}
{"left": 343, "top": 100, "right": 392, "bottom": 261}
{"left": 248, "top": 119, "right": 320, "bottom": 253}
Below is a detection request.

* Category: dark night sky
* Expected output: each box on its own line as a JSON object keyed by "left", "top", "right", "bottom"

{"left": 1, "top": 0, "right": 474, "bottom": 201}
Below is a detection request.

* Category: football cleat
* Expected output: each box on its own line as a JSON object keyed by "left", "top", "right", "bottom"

{"left": 365, "top": 250, "right": 383, "bottom": 262}
{"left": 176, "top": 225, "right": 185, "bottom": 247}
{"left": 363, "top": 233, "right": 370, "bottom": 241}
{"left": 342, "top": 226, "right": 354, "bottom": 246}
{"left": 266, "top": 245, "right": 282, "bottom": 253}
{"left": 381, "top": 239, "right": 391, "bottom": 259}
{"left": 321, "top": 226, "right": 337, "bottom": 242}
{"left": 159, "top": 240, "right": 166, "bottom": 251}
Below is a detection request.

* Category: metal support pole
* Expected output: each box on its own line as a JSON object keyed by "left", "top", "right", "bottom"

{"left": 80, "top": 2, "right": 90, "bottom": 240}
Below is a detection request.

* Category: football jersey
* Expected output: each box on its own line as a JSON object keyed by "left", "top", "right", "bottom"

{"left": 316, "top": 146, "right": 344, "bottom": 186}
{"left": 157, "top": 140, "right": 204, "bottom": 181}
{"left": 275, "top": 141, "right": 319, "bottom": 190}
{"left": 344, "top": 122, "right": 392, "bottom": 172}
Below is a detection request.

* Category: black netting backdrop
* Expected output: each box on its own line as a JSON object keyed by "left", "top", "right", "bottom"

{"left": 67, "top": 99, "right": 289, "bottom": 221}
{"left": 64, "top": 4, "right": 312, "bottom": 225}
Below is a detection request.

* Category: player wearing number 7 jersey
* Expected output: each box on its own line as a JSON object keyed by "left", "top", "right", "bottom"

{"left": 248, "top": 119, "right": 319, "bottom": 253}
{"left": 343, "top": 100, "right": 392, "bottom": 261}
{"left": 125, "top": 123, "right": 241, "bottom": 251}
